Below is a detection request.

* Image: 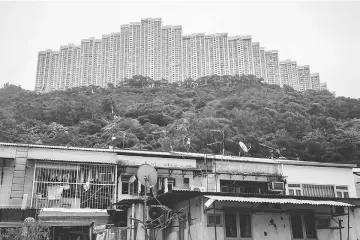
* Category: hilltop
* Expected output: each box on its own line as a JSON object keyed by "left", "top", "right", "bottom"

{"left": 1, "top": 75, "right": 360, "bottom": 163}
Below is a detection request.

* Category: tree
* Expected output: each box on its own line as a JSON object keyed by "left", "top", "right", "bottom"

{"left": 0, "top": 221, "right": 50, "bottom": 240}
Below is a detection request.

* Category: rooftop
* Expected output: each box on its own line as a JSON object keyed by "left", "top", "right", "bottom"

{"left": 0, "top": 142, "right": 356, "bottom": 168}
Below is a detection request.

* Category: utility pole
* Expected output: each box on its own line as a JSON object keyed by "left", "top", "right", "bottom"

{"left": 210, "top": 129, "right": 225, "bottom": 155}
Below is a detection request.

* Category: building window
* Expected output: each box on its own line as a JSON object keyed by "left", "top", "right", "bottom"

{"left": 288, "top": 184, "right": 302, "bottom": 196}
{"left": 224, "top": 212, "right": 252, "bottom": 238}
{"left": 32, "top": 161, "right": 116, "bottom": 209}
{"left": 335, "top": 186, "right": 349, "bottom": 198}
{"left": 290, "top": 214, "right": 316, "bottom": 239}
{"left": 183, "top": 178, "right": 190, "bottom": 188}
{"left": 302, "top": 184, "right": 335, "bottom": 197}
{"left": 317, "top": 217, "right": 330, "bottom": 229}
{"left": 207, "top": 214, "right": 222, "bottom": 227}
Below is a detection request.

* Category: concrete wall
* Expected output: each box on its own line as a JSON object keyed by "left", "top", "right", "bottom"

{"left": 161, "top": 197, "right": 360, "bottom": 240}
{"left": 0, "top": 158, "right": 35, "bottom": 207}
{"left": 283, "top": 164, "right": 357, "bottom": 197}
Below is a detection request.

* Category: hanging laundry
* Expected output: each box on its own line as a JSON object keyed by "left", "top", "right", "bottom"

{"left": 47, "top": 185, "right": 64, "bottom": 200}
{"left": 138, "top": 180, "right": 141, "bottom": 194}
{"left": 164, "top": 178, "right": 169, "bottom": 193}
{"left": 88, "top": 170, "right": 93, "bottom": 182}
{"left": 80, "top": 171, "right": 85, "bottom": 183}
{"left": 95, "top": 169, "right": 99, "bottom": 181}
{"left": 83, "top": 181, "right": 90, "bottom": 192}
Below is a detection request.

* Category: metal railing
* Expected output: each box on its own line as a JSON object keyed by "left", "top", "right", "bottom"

{"left": 31, "top": 161, "right": 117, "bottom": 209}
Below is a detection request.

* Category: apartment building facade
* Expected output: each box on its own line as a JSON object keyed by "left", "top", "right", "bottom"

{"left": 311, "top": 73, "right": 320, "bottom": 91}
{"left": 279, "top": 59, "right": 299, "bottom": 90}
{"left": 298, "top": 65, "right": 311, "bottom": 92}
{"left": 1, "top": 143, "right": 359, "bottom": 240}
{"left": 265, "top": 50, "right": 280, "bottom": 85}
{"left": 35, "top": 17, "right": 327, "bottom": 93}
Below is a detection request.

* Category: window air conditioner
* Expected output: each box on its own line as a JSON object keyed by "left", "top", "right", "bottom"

{"left": 190, "top": 186, "right": 206, "bottom": 192}
{"left": 269, "top": 182, "right": 285, "bottom": 192}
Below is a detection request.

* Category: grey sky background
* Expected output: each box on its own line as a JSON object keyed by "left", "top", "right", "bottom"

{"left": 0, "top": 1, "right": 359, "bottom": 98}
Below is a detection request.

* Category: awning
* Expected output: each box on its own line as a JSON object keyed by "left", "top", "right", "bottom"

{"left": 204, "top": 195, "right": 354, "bottom": 207}
{"left": 39, "top": 208, "right": 109, "bottom": 217}
{"left": 38, "top": 209, "right": 109, "bottom": 227}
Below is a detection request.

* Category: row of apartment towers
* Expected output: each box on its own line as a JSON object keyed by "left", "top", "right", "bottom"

{"left": 35, "top": 17, "right": 328, "bottom": 93}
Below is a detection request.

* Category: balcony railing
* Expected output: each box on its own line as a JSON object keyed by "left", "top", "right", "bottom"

{"left": 31, "top": 161, "right": 117, "bottom": 209}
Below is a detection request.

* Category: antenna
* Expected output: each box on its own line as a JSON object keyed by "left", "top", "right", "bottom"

{"left": 137, "top": 164, "right": 158, "bottom": 223}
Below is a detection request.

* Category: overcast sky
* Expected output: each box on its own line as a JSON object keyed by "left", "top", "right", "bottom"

{"left": 0, "top": 1, "right": 359, "bottom": 98}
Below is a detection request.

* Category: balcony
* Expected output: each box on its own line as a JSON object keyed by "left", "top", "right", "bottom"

{"left": 31, "top": 162, "right": 116, "bottom": 209}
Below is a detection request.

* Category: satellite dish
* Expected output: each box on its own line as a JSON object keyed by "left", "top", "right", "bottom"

{"left": 239, "top": 141, "right": 249, "bottom": 153}
{"left": 137, "top": 164, "right": 158, "bottom": 188}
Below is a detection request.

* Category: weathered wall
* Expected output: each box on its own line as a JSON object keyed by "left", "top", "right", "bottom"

{"left": 117, "top": 155, "right": 197, "bottom": 169}
{"left": 283, "top": 164, "right": 357, "bottom": 197}
{"left": 215, "top": 161, "right": 281, "bottom": 176}
{"left": 163, "top": 197, "right": 360, "bottom": 240}
{"left": 27, "top": 147, "right": 117, "bottom": 163}
{"left": 0, "top": 158, "right": 34, "bottom": 207}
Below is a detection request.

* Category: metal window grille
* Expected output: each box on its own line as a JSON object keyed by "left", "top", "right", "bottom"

{"left": 31, "top": 161, "right": 117, "bottom": 209}
{"left": 302, "top": 184, "right": 335, "bottom": 198}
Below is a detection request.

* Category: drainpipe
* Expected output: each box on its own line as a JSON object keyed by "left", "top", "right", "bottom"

{"left": 348, "top": 207, "right": 350, "bottom": 240}
{"left": 132, "top": 204, "right": 135, "bottom": 240}
{"left": 213, "top": 201, "right": 217, "bottom": 240}
{"left": 339, "top": 219, "right": 343, "bottom": 240}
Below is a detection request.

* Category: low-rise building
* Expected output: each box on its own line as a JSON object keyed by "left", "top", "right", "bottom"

{"left": 1, "top": 143, "right": 360, "bottom": 240}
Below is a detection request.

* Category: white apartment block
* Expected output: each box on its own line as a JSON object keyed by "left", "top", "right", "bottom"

{"left": 110, "top": 33, "right": 121, "bottom": 85}
{"left": 140, "top": 18, "right": 162, "bottom": 81}
{"left": 242, "top": 36, "right": 254, "bottom": 75}
{"left": 92, "top": 39, "right": 102, "bottom": 86}
{"left": 265, "top": 50, "right": 280, "bottom": 85}
{"left": 216, "top": 33, "right": 230, "bottom": 76}
{"left": 310, "top": 73, "right": 320, "bottom": 91}
{"left": 320, "top": 81, "right": 327, "bottom": 91}
{"left": 191, "top": 33, "right": 206, "bottom": 79}
{"left": 252, "top": 42, "right": 262, "bottom": 78}
{"left": 161, "top": 25, "right": 183, "bottom": 82}
{"left": 204, "top": 34, "right": 215, "bottom": 77}
{"left": 101, "top": 35, "right": 111, "bottom": 87}
{"left": 58, "top": 44, "right": 79, "bottom": 90}
{"left": 35, "top": 17, "right": 326, "bottom": 93}
{"left": 260, "top": 47, "right": 266, "bottom": 81}
{"left": 297, "top": 65, "right": 311, "bottom": 92}
{"left": 279, "top": 59, "right": 298, "bottom": 90}
{"left": 47, "top": 51, "right": 60, "bottom": 92}
{"left": 228, "top": 36, "right": 244, "bottom": 76}
{"left": 120, "top": 23, "right": 141, "bottom": 81}
{"left": 182, "top": 35, "right": 192, "bottom": 80}
{"left": 71, "top": 46, "right": 81, "bottom": 89}
{"left": 35, "top": 50, "right": 52, "bottom": 92}
{"left": 203, "top": 33, "right": 230, "bottom": 76}
{"left": 79, "top": 38, "right": 95, "bottom": 87}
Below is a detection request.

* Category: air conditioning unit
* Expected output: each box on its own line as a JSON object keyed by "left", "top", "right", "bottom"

{"left": 190, "top": 186, "right": 205, "bottom": 192}
{"left": 269, "top": 182, "right": 285, "bottom": 192}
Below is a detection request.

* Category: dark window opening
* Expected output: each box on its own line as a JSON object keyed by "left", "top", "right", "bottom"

{"left": 183, "top": 178, "right": 190, "bottom": 188}
{"left": 225, "top": 212, "right": 237, "bottom": 238}
{"left": 304, "top": 214, "right": 316, "bottom": 238}
{"left": 239, "top": 214, "right": 252, "bottom": 238}
{"left": 220, "top": 180, "right": 269, "bottom": 194}
{"left": 207, "top": 214, "right": 222, "bottom": 226}
{"left": 317, "top": 218, "right": 330, "bottom": 229}
{"left": 291, "top": 215, "right": 304, "bottom": 239}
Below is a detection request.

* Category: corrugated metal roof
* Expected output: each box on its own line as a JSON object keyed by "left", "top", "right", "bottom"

{"left": 29, "top": 157, "right": 117, "bottom": 165}
{"left": 204, "top": 195, "right": 353, "bottom": 207}
{"left": 0, "top": 142, "right": 356, "bottom": 168}
{"left": 0, "top": 205, "right": 22, "bottom": 209}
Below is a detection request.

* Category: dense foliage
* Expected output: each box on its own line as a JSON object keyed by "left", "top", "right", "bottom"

{"left": 1, "top": 74, "right": 360, "bottom": 163}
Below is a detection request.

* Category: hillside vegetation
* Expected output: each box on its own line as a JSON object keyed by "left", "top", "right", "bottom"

{"left": 1, "top": 75, "right": 360, "bottom": 163}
